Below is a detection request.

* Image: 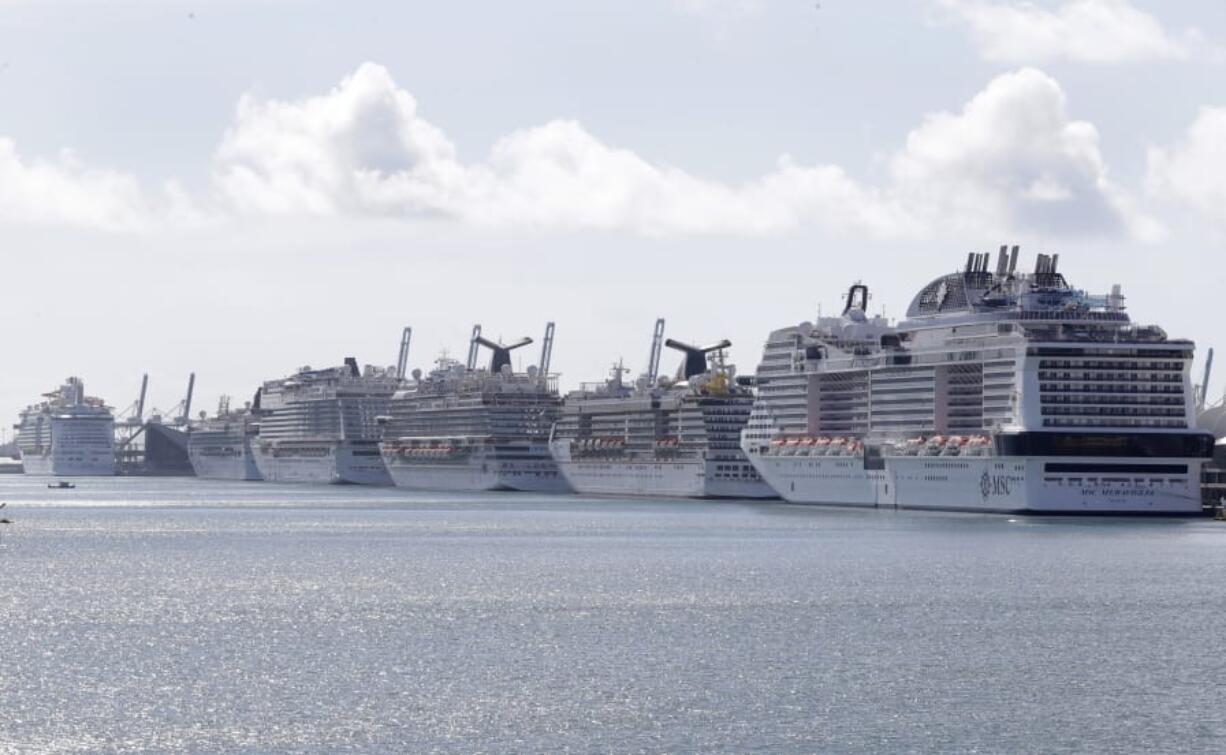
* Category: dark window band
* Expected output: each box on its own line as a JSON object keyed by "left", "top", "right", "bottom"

{"left": 1044, "top": 463, "right": 1189, "bottom": 475}
{"left": 996, "top": 432, "right": 1214, "bottom": 459}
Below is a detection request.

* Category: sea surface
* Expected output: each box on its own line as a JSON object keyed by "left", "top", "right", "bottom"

{"left": 2, "top": 476, "right": 1226, "bottom": 754}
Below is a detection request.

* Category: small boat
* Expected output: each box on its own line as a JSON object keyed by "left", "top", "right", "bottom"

{"left": 47, "top": 481, "right": 76, "bottom": 490}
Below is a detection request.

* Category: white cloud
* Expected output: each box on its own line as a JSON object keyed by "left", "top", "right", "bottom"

{"left": 212, "top": 63, "right": 1154, "bottom": 241}
{"left": 1147, "top": 107, "right": 1226, "bottom": 228}
{"left": 933, "top": 0, "right": 1213, "bottom": 63}
{"left": 0, "top": 138, "right": 207, "bottom": 232}
{"left": 0, "top": 61, "right": 1155, "bottom": 241}
{"left": 885, "top": 67, "right": 1161, "bottom": 240}
{"left": 0, "top": 139, "right": 156, "bottom": 231}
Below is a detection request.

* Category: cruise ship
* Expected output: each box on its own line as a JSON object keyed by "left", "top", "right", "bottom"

{"left": 250, "top": 358, "right": 399, "bottom": 485}
{"left": 741, "top": 248, "right": 1214, "bottom": 514}
{"left": 187, "top": 394, "right": 262, "bottom": 481}
{"left": 379, "top": 324, "right": 570, "bottom": 492}
{"left": 15, "top": 377, "right": 116, "bottom": 476}
{"left": 549, "top": 319, "right": 774, "bottom": 499}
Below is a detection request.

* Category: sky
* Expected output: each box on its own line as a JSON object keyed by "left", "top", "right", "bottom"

{"left": 2, "top": 0, "right": 1225, "bottom": 431}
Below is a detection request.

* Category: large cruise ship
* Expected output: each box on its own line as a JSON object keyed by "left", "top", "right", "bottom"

{"left": 15, "top": 377, "right": 116, "bottom": 476}
{"left": 742, "top": 248, "right": 1214, "bottom": 514}
{"left": 379, "top": 324, "right": 570, "bottom": 492}
{"left": 187, "top": 394, "right": 262, "bottom": 481}
{"left": 250, "top": 358, "right": 399, "bottom": 485}
{"left": 549, "top": 319, "right": 774, "bottom": 499}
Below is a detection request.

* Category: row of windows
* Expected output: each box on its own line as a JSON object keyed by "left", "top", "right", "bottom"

{"left": 1038, "top": 359, "right": 1185, "bottom": 370}
{"left": 1040, "top": 383, "right": 1183, "bottom": 394}
{"left": 1038, "top": 372, "right": 1181, "bottom": 382}
{"left": 1042, "top": 418, "right": 1187, "bottom": 428}
{"left": 1040, "top": 394, "right": 1185, "bottom": 406}
{"left": 1041, "top": 406, "right": 1185, "bottom": 417}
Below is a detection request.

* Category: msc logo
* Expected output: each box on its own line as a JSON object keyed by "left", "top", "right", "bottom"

{"left": 980, "top": 470, "right": 1014, "bottom": 500}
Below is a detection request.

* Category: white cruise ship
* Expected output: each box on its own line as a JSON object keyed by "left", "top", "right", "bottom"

{"left": 549, "top": 319, "right": 775, "bottom": 499}
{"left": 187, "top": 395, "right": 262, "bottom": 481}
{"left": 250, "top": 358, "right": 398, "bottom": 485}
{"left": 15, "top": 377, "right": 116, "bottom": 476}
{"left": 742, "top": 248, "right": 1214, "bottom": 514}
{"left": 379, "top": 324, "right": 570, "bottom": 493}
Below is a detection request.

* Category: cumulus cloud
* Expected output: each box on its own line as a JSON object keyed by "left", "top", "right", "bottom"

{"left": 0, "top": 139, "right": 207, "bottom": 232}
{"left": 0, "top": 61, "right": 1156, "bottom": 240}
{"left": 0, "top": 139, "right": 154, "bottom": 231}
{"left": 886, "top": 67, "right": 1160, "bottom": 240}
{"left": 1147, "top": 107, "right": 1226, "bottom": 228}
{"left": 933, "top": 0, "right": 1214, "bottom": 63}
{"left": 212, "top": 63, "right": 1154, "bottom": 241}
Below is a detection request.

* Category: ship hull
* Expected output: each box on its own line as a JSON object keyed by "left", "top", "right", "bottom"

{"left": 749, "top": 451, "right": 1206, "bottom": 514}
{"left": 188, "top": 445, "right": 262, "bottom": 481}
{"left": 18, "top": 414, "right": 115, "bottom": 477}
{"left": 19, "top": 452, "right": 115, "bottom": 477}
{"left": 251, "top": 440, "right": 391, "bottom": 486}
{"left": 550, "top": 442, "right": 775, "bottom": 499}
{"left": 383, "top": 454, "right": 570, "bottom": 494}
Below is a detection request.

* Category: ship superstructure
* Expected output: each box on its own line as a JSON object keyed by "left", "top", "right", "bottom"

{"left": 15, "top": 377, "right": 116, "bottom": 476}
{"left": 250, "top": 358, "right": 398, "bottom": 485}
{"left": 549, "top": 319, "right": 774, "bottom": 499}
{"left": 187, "top": 394, "right": 262, "bottom": 481}
{"left": 379, "top": 323, "right": 570, "bottom": 492}
{"left": 743, "top": 248, "right": 1214, "bottom": 514}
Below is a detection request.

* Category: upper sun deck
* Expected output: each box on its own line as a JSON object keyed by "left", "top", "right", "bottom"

{"left": 902, "top": 248, "right": 1132, "bottom": 332}
{"left": 393, "top": 358, "right": 560, "bottom": 401}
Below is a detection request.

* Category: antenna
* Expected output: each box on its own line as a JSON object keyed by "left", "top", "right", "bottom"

{"left": 665, "top": 338, "right": 732, "bottom": 380}
{"left": 396, "top": 326, "right": 413, "bottom": 380}
{"left": 466, "top": 325, "right": 482, "bottom": 370}
{"left": 646, "top": 318, "right": 666, "bottom": 384}
{"left": 539, "top": 322, "right": 556, "bottom": 375}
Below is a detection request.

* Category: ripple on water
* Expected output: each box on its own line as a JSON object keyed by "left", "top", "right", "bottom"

{"left": 1, "top": 476, "right": 1226, "bottom": 753}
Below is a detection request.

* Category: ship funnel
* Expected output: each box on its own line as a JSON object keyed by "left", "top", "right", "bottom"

{"left": 466, "top": 325, "right": 482, "bottom": 370}
{"left": 645, "top": 318, "right": 666, "bottom": 384}
{"left": 396, "top": 327, "right": 413, "bottom": 380}
{"left": 538, "top": 322, "right": 556, "bottom": 376}
{"left": 843, "top": 284, "right": 870, "bottom": 315}
{"left": 344, "top": 357, "right": 360, "bottom": 377}
{"left": 472, "top": 334, "right": 534, "bottom": 373}
{"left": 1008, "top": 245, "right": 1020, "bottom": 274}
{"left": 996, "top": 245, "right": 1009, "bottom": 275}
{"left": 665, "top": 338, "right": 732, "bottom": 380}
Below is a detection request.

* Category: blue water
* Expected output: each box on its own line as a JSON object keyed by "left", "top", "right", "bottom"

{"left": 2, "top": 476, "right": 1226, "bottom": 753}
